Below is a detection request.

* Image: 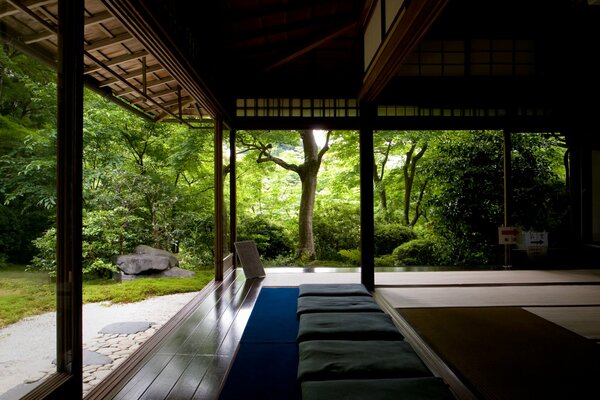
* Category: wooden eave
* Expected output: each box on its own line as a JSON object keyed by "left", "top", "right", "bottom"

{"left": 0, "top": 0, "right": 217, "bottom": 127}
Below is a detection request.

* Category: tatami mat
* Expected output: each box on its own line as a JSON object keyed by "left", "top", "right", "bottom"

{"left": 377, "top": 285, "right": 600, "bottom": 308}
{"left": 524, "top": 306, "right": 600, "bottom": 340}
{"left": 261, "top": 269, "right": 600, "bottom": 287}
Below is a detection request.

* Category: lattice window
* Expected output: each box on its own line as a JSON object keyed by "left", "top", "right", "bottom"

{"left": 236, "top": 98, "right": 359, "bottom": 118}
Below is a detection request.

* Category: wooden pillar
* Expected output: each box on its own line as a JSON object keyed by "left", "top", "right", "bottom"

{"left": 360, "top": 110, "right": 375, "bottom": 291}
{"left": 214, "top": 116, "right": 224, "bottom": 281}
{"left": 229, "top": 129, "right": 237, "bottom": 268}
{"left": 503, "top": 130, "right": 512, "bottom": 268}
{"left": 57, "top": 0, "right": 83, "bottom": 393}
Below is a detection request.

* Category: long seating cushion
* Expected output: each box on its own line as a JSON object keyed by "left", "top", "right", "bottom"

{"left": 298, "top": 283, "right": 371, "bottom": 297}
{"left": 297, "top": 312, "right": 403, "bottom": 342}
{"left": 301, "top": 377, "right": 456, "bottom": 400}
{"left": 297, "top": 296, "right": 383, "bottom": 316}
{"left": 297, "top": 340, "right": 431, "bottom": 382}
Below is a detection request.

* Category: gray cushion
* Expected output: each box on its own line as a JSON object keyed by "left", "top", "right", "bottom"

{"left": 297, "top": 296, "right": 382, "bottom": 316}
{"left": 297, "top": 312, "right": 403, "bottom": 342}
{"left": 301, "top": 377, "right": 456, "bottom": 400}
{"left": 298, "top": 283, "right": 371, "bottom": 297}
{"left": 298, "top": 340, "right": 431, "bottom": 382}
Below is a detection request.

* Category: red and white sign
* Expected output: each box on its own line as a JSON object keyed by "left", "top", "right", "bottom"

{"left": 498, "top": 227, "right": 519, "bottom": 244}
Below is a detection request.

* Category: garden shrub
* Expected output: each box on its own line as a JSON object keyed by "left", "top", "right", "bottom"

{"left": 313, "top": 204, "right": 360, "bottom": 260}
{"left": 393, "top": 239, "right": 439, "bottom": 266}
{"left": 337, "top": 248, "right": 361, "bottom": 266}
{"left": 237, "top": 215, "right": 293, "bottom": 259}
{"left": 374, "top": 223, "right": 417, "bottom": 256}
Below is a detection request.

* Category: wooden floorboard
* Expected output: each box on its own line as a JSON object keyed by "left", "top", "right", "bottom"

{"left": 164, "top": 356, "right": 211, "bottom": 400}
{"left": 90, "top": 269, "right": 264, "bottom": 400}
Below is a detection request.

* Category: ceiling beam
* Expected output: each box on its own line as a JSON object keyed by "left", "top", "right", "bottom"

{"left": 359, "top": 0, "right": 449, "bottom": 102}
{"left": 84, "top": 49, "right": 148, "bottom": 73}
{"left": 85, "top": 50, "right": 194, "bottom": 128}
{"left": 98, "top": 63, "right": 162, "bottom": 87}
{"left": 0, "top": 0, "right": 53, "bottom": 18}
{"left": 229, "top": 12, "right": 356, "bottom": 47}
{"left": 228, "top": 0, "right": 356, "bottom": 23}
{"left": 84, "top": 32, "right": 132, "bottom": 52}
{"left": 114, "top": 76, "right": 176, "bottom": 96}
{"left": 263, "top": 22, "right": 357, "bottom": 72}
{"left": 104, "top": 0, "right": 227, "bottom": 120}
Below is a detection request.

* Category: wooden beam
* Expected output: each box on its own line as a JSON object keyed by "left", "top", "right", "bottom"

{"left": 84, "top": 32, "right": 132, "bottom": 52}
{"left": 359, "top": 0, "right": 449, "bottom": 102}
{"left": 84, "top": 49, "right": 148, "bottom": 74}
{"left": 98, "top": 63, "right": 161, "bottom": 87}
{"left": 359, "top": 106, "right": 375, "bottom": 291}
{"left": 114, "top": 76, "right": 176, "bottom": 96}
{"left": 503, "top": 130, "right": 512, "bottom": 268}
{"left": 23, "top": 30, "right": 54, "bottom": 44}
{"left": 84, "top": 10, "right": 114, "bottom": 26}
{"left": 229, "top": 129, "right": 237, "bottom": 267}
{"left": 85, "top": 50, "right": 194, "bottom": 127}
{"left": 0, "top": 0, "right": 54, "bottom": 18}
{"left": 264, "top": 22, "right": 357, "bottom": 72}
{"left": 147, "top": 96, "right": 194, "bottom": 112}
{"left": 56, "top": 0, "right": 83, "bottom": 396}
{"left": 130, "top": 85, "right": 178, "bottom": 103}
{"left": 103, "top": 0, "right": 226, "bottom": 121}
{"left": 214, "top": 116, "right": 224, "bottom": 281}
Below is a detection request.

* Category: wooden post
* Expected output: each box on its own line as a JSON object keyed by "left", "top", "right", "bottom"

{"left": 215, "top": 116, "right": 224, "bottom": 281}
{"left": 57, "top": 0, "right": 83, "bottom": 393}
{"left": 360, "top": 108, "right": 375, "bottom": 291}
{"left": 503, "top": 130, "right": 512, "bottom": 269}
{"left": 229, "top": 129, "right": 237, "bottom": 268}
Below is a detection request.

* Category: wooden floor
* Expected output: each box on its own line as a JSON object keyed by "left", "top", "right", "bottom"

{"left": 85, "top": 268, "right": 260, "bottom": 400}
{"left": 84, "top": 267, "right": 600, "bottom": 400}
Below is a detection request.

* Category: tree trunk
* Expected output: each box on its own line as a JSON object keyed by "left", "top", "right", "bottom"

{"left": 240, "top": 129, "right": 330, "bottom": 261}
{"left": 298, "top": 170, "right": 317, "bottom": 259}
{"left": 296, "top": 130, "right": 320, "bottom": 260}
{"left": 402, "top": 142, "right": 427, "bottom": 226}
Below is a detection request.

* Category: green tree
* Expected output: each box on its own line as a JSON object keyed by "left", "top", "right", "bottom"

{"left": 426, "top": 130, "right": 567, "bottom": 265}
{"left": 238, "top": 130, "right": 331, "bottom": 260}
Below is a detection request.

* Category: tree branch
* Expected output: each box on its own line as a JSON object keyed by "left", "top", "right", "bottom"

{"left": 317, "top": 130, "right": 332, "bottom": 163}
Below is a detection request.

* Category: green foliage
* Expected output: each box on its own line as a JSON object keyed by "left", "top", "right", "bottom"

{"left": 0, "top": 204, "right": 50, "bottom": 263}
{"left": 337, "top": 248, "right": 361, "bottom": 266}
{"left": 82, "top": 271, "right": 214, "bottom": 303}
{"left": 175, "top": 212, "right": 214, "bottom": 268}
{"left": 313, "top": 204, "right": 361, "bottom": 260}
{"left": 0, "top": 44, "right": 57, "bottom": 127}
{"left": 375, "top": 254, "right": 396, "bottom": 268}
{"left": 29, "top": 227, "right": 56, "bottom": 275}
{"left": 373, "top": 223, "right": 417, "bottom": 256}
{"left": 237, "top": 214, "right": 293, "bottom": 259}
{"left": 0, "top": 264, "right": 55, "bottom": 328}
{"left": 0, "top": 264, "right": 213, "bottom": 328}
{"left": 426, "top": 131, "right": 567, "bottom": 265}
{"left": 393, "top": 239, "right": 440, "bottom": 266}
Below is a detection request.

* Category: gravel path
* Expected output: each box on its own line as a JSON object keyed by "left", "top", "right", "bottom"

{"left": 0, "top": 291, "right": 199, "bottom": 398}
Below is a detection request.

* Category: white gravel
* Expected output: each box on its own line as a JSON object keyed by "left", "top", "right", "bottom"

{"left": 0, "top": 291, "right": 198, "bottom": 396}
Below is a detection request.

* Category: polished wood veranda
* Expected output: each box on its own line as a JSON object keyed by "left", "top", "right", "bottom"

{"left": 84, "top": 267, "right": 600, "bottom": 400}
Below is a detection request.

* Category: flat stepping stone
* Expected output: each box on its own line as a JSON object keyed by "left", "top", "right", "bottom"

{"left": 83, "top": 350, "right": 112, "bottom": 365}
{"left": 99, "top": 321, "right": 152, "bottom": 335}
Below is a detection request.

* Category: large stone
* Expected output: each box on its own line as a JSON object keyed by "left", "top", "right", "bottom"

{"left": 114, "top": 254, "right": 171, "bottom": 274}
{"left": 115, "top": 266, "right": 195, "bottom": 281}
{"left": 113, "top": 245, "right": 185, "bottom": 277}
{"left": 135, "top": 245, "right": 178, "bottom": 268}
